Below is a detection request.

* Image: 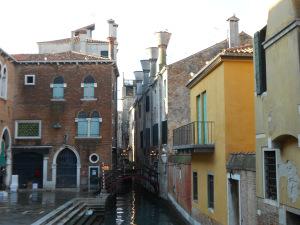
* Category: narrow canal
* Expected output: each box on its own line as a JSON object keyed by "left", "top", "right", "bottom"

{"left": 103, "top": 185, "right": 187, "bottom": 225}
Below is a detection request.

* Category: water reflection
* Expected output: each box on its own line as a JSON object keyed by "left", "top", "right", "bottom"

{"left": 103, "top": 186, "right": 185, "bottom": 225}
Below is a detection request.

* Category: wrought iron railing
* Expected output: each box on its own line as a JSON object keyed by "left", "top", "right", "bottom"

{"left": 173, "top": 121, "right": 214, "bottom": 147}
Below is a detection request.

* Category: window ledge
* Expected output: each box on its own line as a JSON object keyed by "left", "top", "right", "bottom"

{"left": 15, "top": 137, "right": 41, "bottom": 140}
{"left": 80, "top": 98, "right": 97, "bottom": 101}
{"left": 51, "top": 98, "right": 66, "bottom": 102}
{"left": 263, "top": 198, "right": 278, "bottom": 207}
{"left": 0, "top": 97, "right": 7, "bottom": 101}
{"left": 208, "top": 208, "right": 214, "bottom": 213}
{"left": 75, "top": 136, "right": 102, "bottom": 139}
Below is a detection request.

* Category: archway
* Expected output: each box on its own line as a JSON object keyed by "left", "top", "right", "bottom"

{"left": 0, "top": 128, "right": 11, "bottom": 189}
{"left": 56, "top": 148, "right": 78, "bottom": 188}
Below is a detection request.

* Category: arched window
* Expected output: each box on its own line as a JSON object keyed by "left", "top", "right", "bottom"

{"left": 90, "top": 111, "right": 101, "bottom": 136}
{"left": 76, "top": 111, "right": 102, "bottom": 138}
{"left": 0, "top": 65, "right": 7, "bottom": 99}
{"left": 82, "top": 75, "right": 96, "bottom": 99}
{"left": 51, "top": 76, "right": 66, "bottom": 99}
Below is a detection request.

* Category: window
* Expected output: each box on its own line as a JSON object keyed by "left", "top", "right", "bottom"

{"left": 140, "top": 131, "right": 143, "bottom": 148}
{"left": 146, "top": 96, "right": 150, "bottom": 112}
{"left": 162, "top": 120, "right": 168, "bottom": 144}
{"left": 25, "top": 74, "right": 35, "bottom": 85}
{"left": 76, "top": 111, "right": 102, "bottom": 138}
{"left": 0, "top": 65, "right": 7, "bottom": 99}
{"left": 193, "top": 171, "right": 198, "bottom": 201}
{"left": 208, "top": 174, "right": 214, "bottom": 209}
{"left": 51, "top": 76, "right": 66, "bottom": 99}
{"left": 145, "top": 128, "right": 150, "bottom": 148}
{"left": 152, "top": 124, "right": 158, "bottom": 146}
{"left": 100, "top": 50, "right": 108, "bottom": 58}
{"left": 15, "top": 120, "right": 41, "bottom": 139}
{"left": 82, "top": 75, "right": 97, "bottom": 99}
{"left": 264, "top": 150, "right": 277, "bottom": 201}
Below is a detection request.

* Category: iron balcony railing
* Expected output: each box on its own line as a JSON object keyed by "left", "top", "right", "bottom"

{"left": 173, "top": 121, "right": 214, "bottom": 148}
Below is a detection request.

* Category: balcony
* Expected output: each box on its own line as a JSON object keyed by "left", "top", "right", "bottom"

{"left": 173, "top": 121, "right": 215, "bottom": 153}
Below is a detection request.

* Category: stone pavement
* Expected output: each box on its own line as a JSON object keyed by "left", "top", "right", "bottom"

{"left": 0, "top": 190, "right": 92, "bottom": 225}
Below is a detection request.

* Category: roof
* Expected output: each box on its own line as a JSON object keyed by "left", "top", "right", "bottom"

{"left": 0, "top": 48, "right": 17, "bottom": 62}
{"left": 187, "top": 44, "right": 253, "bottom": 88}
{"left": 72, "top": 24, "right": 95, "bottom": 32}
{"left": 227, "top": 153, "right": 256, "bottom": 172}
{"left": 168, "top": 32, "right": 252, "bottom": 75}
{"left": 12, "top": 51, "right": 109, "bottom": 62}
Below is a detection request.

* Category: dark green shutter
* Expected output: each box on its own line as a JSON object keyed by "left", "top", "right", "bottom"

{"left": 254, "top": 27, "right": 267, "bottom": 95}
{"left": 162, "top": 120, "right": 168, "bottom": 144}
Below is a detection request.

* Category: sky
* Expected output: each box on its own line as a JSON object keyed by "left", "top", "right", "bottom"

{"left": 0, "top": 0, "right": 274, "bottom": 106}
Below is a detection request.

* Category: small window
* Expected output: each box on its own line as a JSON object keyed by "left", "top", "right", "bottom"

{"left": 193, "top": 171, "right": 198, "bottom": 201}
{"left": 25, "top": 75, "right": 35, "bottom": 85}
{"left": 146, "top": 96, "right": 150, "bottom": 112}
{"left": 208, "top": 174, "right": 214, "bottom": 209}
{"left": 51, "top": 76, "right": 65, "bottom": 99}
{"left": 15, "top": 120, "right": 41, "bottom": 139}
{"left": 89, "top": 153, "right": 99, "bottom": 163}
{"left": 82, "top": 75, "right": 96, "bottom": 99}
{"left": 100, "top": 51, "right": 108, "bottom": 58}
{"left": 162, "top": 120, "right": 168, "bottom": 144}
{"left": 152, "top": 124, "right": 158, "bottom": 146}
{"left": 264, "top": 150, "right": 277, "bottom": 201}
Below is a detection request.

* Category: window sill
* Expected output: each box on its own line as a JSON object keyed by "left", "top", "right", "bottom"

{"left": 208, "top": 208, "right": 214, "bottom": 213}
{"left": 263, "top": 198, "right": 278, "bottom": 207}
{"left": 51, "top": 98, "right": 66, "bottom": 102}
{"left": 80, "top": 98, "right": 97, "bottom": 101}
{"left": 75, "top": 136, "right": 102, "bottom": 139}
{"left": 15, "top": 137, "right": 41, "bottom": 140}
{"left": 0, "top": 96, "right": 7, "bottom": 101}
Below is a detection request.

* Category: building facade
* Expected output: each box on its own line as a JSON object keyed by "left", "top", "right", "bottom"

{"left": 254, "top": 0, "right": 300, "bottom": 224}
{"left": 0, "top": 49, "right": 16, "bottom": 190}
{"left": 183, "top": 44, "right": 255, "bottom": 225}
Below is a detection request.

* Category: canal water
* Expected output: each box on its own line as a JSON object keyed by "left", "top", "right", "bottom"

{"left": 103, "top": 185, "right": 187, "bottom": 225}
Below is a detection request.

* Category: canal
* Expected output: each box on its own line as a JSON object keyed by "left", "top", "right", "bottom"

{"left": 103, "top": 185, "right": 187, "bottom": 225}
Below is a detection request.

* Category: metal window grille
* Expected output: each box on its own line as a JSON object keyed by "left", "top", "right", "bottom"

{"left": 264, "top": 151, "right": 277, "bottom": 200}
{"left": 17, "top": 122, "right": 40, "bottom": 137}
{"left": 208, "top": 174, "right": 214, "bottom": 208}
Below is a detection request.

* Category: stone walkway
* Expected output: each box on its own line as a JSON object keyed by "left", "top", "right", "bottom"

{"left": 0, "top": 190, "right": 92, "bottom": 225}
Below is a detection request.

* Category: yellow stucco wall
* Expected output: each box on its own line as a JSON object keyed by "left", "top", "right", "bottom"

{"left": 190, "top": 58, "right": 255, "bottom": 225}
{"left": 224, "top": 60, "right": 255, "bottom": 159}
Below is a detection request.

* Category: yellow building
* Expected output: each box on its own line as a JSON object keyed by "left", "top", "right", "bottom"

{"left": 174, "top": 45, "right": 255, "bottom": 225}
{"left": 254, "top": 0, "right": 300, "bottom": 224}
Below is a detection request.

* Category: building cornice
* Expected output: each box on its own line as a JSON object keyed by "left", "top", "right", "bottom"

{"left": 263, "top": 19, "right": 300, "bottom": 49}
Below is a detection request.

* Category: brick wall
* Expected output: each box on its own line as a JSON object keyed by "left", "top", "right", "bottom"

{"left": 12, "top": 62, "right": 117, "bottom": 187}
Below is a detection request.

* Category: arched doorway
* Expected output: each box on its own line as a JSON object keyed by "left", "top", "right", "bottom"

{"left": 56, "top": 148, "right": 77, "bottom": 188}
{"left": 0, "top": 128, "right": 11, "bottom": 190}
{"left": 13, "top": 152, "right": 43, "bottom": 188}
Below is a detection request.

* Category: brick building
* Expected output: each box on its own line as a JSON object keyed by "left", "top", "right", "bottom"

{"left": 0, "top": 49, "right": 16, "bottom": 190}
{"left": 0, "top": 20, "right": 119, "bottom": 190}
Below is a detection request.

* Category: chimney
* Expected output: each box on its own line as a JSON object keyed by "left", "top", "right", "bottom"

{"left": 134, "top": 71, "right": 144, "bottom": 96}
{"left": 107, "top": 19, "right": 118, "bottom": 60}
{"left": 227, "top": 15, "right": 240, "bottom": 48}
{"left": 146, "top": 47, "right": 158, "bottom": 79}
{"left": 79, "top": 33, "right": 87, "bottom": 53}
{"left": 140, "top": 60, "right": 150, "bottom": 88}
{"left": 155, "top": 31, "right": 171, "bottom": 72}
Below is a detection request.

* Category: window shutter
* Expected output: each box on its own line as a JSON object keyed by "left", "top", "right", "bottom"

{"left": 53, "top": 84, "right": 64, "bottom": 99}
{"left": 77, "top": 118, "right": 88, "bottom": 136}
{"left": 84, "top": 83, "right": 94, "bottom": 98}
{"left": 90, "top": 118, "right": 100, "bottom": 136}
{"left": 254, "top": 27, "right": 267, "bottom": 95}
{"left": 152, "top": 124, "right": 158, "bottom": 146}
{"left": 162, "top": 120, "right": 168, "bottom": 144}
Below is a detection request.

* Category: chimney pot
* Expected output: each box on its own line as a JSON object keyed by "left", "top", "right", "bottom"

{"left": 155, "top": 31, "right": 171, "bottom": 71}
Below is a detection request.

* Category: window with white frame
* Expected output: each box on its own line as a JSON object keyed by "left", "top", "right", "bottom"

{"left": 51, "top": 76, "right": 66, "bottom": 99}
{"left": 0, "top": 64, "right": 8, "bottom": 99}
{"left": 15, "top": 120, "right": 41, "bottom": 139}
{"left": 24, "top": 74, "right": 35, "bottom": 85}
{"left": 81, "top": 75, "right": 97, "bottom": 99}
{"left": 264, "top": 149, "right": 277, "bottom": 201}
{"left": 76, "top": 111, "right": 102, "bottom": 138}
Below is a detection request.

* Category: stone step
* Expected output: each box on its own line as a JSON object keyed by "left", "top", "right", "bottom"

{"left": 56, "top": 203, "right": 87, "bottom": 225}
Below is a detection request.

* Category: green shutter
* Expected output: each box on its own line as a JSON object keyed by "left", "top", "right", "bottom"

{"left": 0, "top": 140, "right": 6, "bottom": 166}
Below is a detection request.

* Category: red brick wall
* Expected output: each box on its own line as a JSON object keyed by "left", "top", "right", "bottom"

{"left": 12, "top": 63, "right": 117, "bottom": 186}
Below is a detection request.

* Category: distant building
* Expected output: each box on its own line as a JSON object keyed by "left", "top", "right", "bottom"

{"left": 254, "top": 0, "right": 300, "bottom": 224}
{"left": 37, "top": 21, "right": 118, "bottom": 59}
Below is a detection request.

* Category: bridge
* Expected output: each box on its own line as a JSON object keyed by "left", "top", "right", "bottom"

{"left": 103, "top": 165, "right": 159, "bottom": 194}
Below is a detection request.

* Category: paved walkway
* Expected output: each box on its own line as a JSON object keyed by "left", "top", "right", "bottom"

{"left": 0, "top": 190, "right": 92, "bottom": 225}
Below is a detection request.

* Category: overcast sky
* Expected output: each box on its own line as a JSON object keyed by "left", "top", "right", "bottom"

{"left": 0, "top": 0, "right": 274, "bottom": 108}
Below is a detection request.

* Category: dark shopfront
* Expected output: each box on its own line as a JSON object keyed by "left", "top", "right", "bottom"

{"left": 12, "top": 147, "right": 50, "bottom": 189}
